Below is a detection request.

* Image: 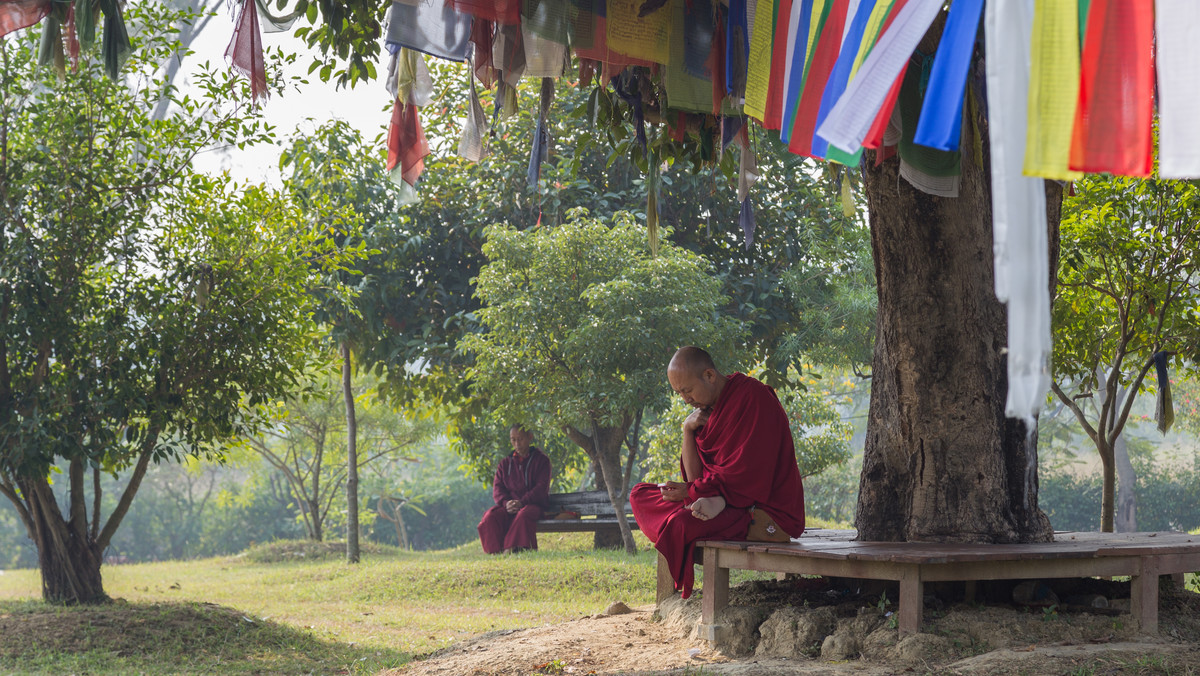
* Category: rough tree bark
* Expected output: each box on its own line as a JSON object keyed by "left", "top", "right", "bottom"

{"left": 855, "top": 36, "right": 1058, "bottom": 542}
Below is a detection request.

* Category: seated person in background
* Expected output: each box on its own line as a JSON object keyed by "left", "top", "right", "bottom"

{"left": 477, "top": 424, "right": 552, "bottom": 554}
{"left": 630, "top": 346, "right": 806, "bottom": 597}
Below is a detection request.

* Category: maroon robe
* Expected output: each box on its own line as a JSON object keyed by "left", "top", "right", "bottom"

{"left": 631, "top": 373, "right": 806, "bottom": 597}
{"left": 478, "top": 447, "right": 552, "bottom": 553}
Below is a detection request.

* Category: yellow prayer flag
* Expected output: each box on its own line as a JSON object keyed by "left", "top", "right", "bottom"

{"left": 850, "top": 0, "right": 896, "bottom": 79}
{"left": 744, "top": 0, "right": 778, "bottom": 121}
{"left": 606, "top": 0, "right": 671, "bottom": 65}
{"left": 1024, "top": 0, "right": 1083, "bottom": 180}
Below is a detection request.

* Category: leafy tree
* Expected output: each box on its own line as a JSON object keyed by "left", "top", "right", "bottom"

{"left": 462, "top": 212, "right": 744, "bottom": 553}
{"left": 0, "top": 5, "right": 351, "bottom": 602}
{"left": 1051, "top": 174, "right": 1200, "bottom": 531}
{"left": 237, "top": 367, "right": 436, "bottom": 541}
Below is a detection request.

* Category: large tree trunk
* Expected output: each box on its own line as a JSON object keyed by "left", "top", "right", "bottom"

{"left": 23, "top": 478, "right": 106, "bottom": 603}
{"left": 566, "top": 421, "right": 637, "bottom": 554}
{"left": 343, "top": 342, "right": 360, "bottom": 563}
{"left": 855, "top": 58, "right": 1056, "bottom": 542}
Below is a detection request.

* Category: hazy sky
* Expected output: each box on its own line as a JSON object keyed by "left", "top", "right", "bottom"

{"left": 188, "top": 11, "right": 389, "bottom": 184}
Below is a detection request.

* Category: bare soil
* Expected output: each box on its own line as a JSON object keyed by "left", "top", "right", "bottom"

{"left": 391, "top": 578, "right": 1200, "bottom": 676}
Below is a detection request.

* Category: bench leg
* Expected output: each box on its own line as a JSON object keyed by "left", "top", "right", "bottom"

{"left": 701, "top": 546, "right": 729, "bottom": 642}
{"left": 656, "top": 552, "right": 677, "bottom": 605}
{"left": 898, "top": 565, "right": 923, "bottom": 637}
{"left": 1131, "top": 558, "right": 1159, "bottom": 634}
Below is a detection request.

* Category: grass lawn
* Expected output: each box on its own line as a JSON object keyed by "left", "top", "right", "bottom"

{"left": 0, "top": 520, "right": 849, "bottom": 674}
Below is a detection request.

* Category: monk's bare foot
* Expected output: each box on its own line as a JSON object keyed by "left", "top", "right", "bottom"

{"left": 688, "top": 496, "right": 726, "bottom": 520}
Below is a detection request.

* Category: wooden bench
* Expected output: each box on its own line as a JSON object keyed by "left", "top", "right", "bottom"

{"left": 536, "top": 490, "right": 639, "bottom": 539}
{"left": 655, "top": 529, "right": 1200, "bottom": 639}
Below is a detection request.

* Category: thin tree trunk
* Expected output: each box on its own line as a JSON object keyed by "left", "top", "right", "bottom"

{"left": 855, "top": 21, "right": 1055, "bottom": 543}
{"left": 1113, "top": 433, "right": 1137, "bottom": 532}
{"left": 343, "top": 342, "right": 360, "bottom": 563}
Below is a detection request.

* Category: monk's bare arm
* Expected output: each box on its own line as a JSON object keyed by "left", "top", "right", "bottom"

{"left": 681, "top": 430, "right": 702, "bottom": 481}
{"left": 680, "top": 408, "right": 708, "bottom": 481}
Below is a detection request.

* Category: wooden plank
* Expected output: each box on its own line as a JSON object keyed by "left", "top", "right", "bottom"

{"left": 701, "top": 546, "right": 730, "bottom": 628}
{"left": 1131, "top": 557, "right": 1160, "bottom": 634}
{"left": 546, "top": 491, "right": 613, "bottom": 506}
{"left": 656, "top": 552, "right": 676, "bottom": 604}
{"left": 898, "top": 565, "right": 922, "bottom": 637}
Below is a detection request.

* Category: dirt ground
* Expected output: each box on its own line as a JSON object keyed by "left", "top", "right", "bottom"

{"left": 391, "top": 578, "right": 1200, "bottom": 676}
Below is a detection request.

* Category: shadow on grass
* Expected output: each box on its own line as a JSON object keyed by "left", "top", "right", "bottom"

{"left": 0, "top": 599, "right": 410, "bottom": 675}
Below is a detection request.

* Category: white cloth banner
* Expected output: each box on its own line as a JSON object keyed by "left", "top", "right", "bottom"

{"left": 1155, "top": 1, "right": 1200, "bottom": 179}
{"left": 985, "top": 0, "right": 1050, "bottom": 425}
{"left": 814, "top": 0, "right": 942, "bottom": 154}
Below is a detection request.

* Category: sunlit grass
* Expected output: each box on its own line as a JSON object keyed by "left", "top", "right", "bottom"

{"left": 0, "top": 518, "right": 852, "bottom": 673}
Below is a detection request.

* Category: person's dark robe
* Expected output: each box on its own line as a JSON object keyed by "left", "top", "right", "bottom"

{"left": 478, "top": 447, "right": 552, "bottom": 553}
{"left": 631, "top": 372, "right": 806, "bottom": 596}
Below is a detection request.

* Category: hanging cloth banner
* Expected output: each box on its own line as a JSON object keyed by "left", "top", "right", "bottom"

{"left": 762, "top": 0, "right": 793, "bottom": 129}
{"left": 493, "top": 22, "right": 527, "bottom": 86}
{"left": 459, "top": 62, "right": 490, "bottom": 162}
{"left": 814, "top": 0, "right": 941, "bottom": 155}
{"left": 1154, "top": 1, "right": 1200, "bottom": 179}
{"left": 0, "top": 0, "right": 49, "bottom": 38}
{"left": 607, "top": 0, "right": 670, "bottom": 64}
{"left": 448, "top": 0, "right": 519, "bottom": 25}
{"left": 389, "top": 48, "right": 434, "bottom": 107}
{"left": 812, "top": 0, "right": 877, "bottom": 159}
{"left": 385, "top": 0, "right": 473, "bottom": 63}
{"left": 779, "top": 0, "right": 816, "bottom": 144}
{"left": 787, "top": 0, "right": 850, "bottom": 158}
{"left": 527, "top": 77, "right": 555, "bottom": 188}
{"left": 386, "top": 100, "right": 430, "bottom": 192}
{"left": 522, "top": 25, "right": 568, "bottom": 77}
{"left": 912, "top": 0, "right": 982, "bottom": 152}
{"left": 743, "top": 0, "right": 776, "bottom": 121}
{"left": 226, "top": 0, "right": 267, "bottom": 103}
{"left": 665, "top": 0, "right": 716, "bottom": 113}
{"left": 985, "top": 0, "right": 1050, "bottom": 425}
{"left": 1068, "top": 0, "right": 1153, "bottom": 176}
{"left": 684, "top": 0, "right": 716, "bottom": 78}
{"left": 470, "top": 19, "right": 497, "bottom": 88}
{"left": 896, "top": 61, "right": 961, "bottom": 194}
{"left": 1023, "top": 0, "right": 1082, "bottom": 180}
{"left": 726, "top": 0, "right": 750, "bottom": 99}
{"left": 825, "top": 0, "right": 898, "bottom": 165}
{"left": 572, "top": 1, "right": 656, "bottom": 70}
{"left": 523, "top": 0, "right": 570, "bottom": 43}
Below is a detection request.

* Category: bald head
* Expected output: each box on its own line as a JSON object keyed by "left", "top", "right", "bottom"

{"left": 668, "top": 346, "right": 718, "bottom": 377}
{"left": 668, "top": 347, "right": 726, "bottom": 409}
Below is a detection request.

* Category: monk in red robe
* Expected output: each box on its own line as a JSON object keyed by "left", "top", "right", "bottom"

{"left": 478, "top": 424, "right": 552, "bottom": 554}
{"left": 631, "top": 347, "right": 806, "bottom": 597}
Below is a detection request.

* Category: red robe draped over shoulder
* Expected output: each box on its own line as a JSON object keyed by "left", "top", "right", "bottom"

{"left": 631, "top": 373, "right": 805, "bottom": 597}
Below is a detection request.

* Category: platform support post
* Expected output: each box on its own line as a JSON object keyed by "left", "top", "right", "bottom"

{"left": 1131, "top": 557, "right": 1160, "bottom": 634}
{"left": 898, "top": 565, "right": 923, "bottom": 636}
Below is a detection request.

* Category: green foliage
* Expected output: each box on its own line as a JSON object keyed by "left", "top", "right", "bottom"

{"left": 0, "top": 2, "right": 357, "bottom": 600}
{"left": 464, "top": 211, "right": 744, "bottom": 431}
{"left": 1055, "top": 175, "right": 1200, "bottom": 387}
{"left": 1039, "top": 457, "right": 1200, "bottom": 532}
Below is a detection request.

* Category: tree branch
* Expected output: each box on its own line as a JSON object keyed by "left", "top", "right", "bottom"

{"left": 1051, "top": 381, "right": 1099, "bottom": 445}
{"left": 96, "top": 427, "right": 161, "bottom": 551}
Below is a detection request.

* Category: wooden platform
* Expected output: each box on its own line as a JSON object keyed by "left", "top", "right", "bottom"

{"left": 656, "top": 529, "right": 1200, "bottom": 638}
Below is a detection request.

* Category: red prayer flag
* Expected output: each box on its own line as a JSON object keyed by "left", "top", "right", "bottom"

{"left": 0, "top": 0, "right": 49, "bottom": 38}
{"left": 1069, "top": 0, "right": 1154, "bottom": 176}
{"left": 762, "top": 0, "right": 794, "bottom": 130}
{"left": 787, "top": 0, "right": 850, "bottom": 157}
{"left": 225, "top": 0, "right": 268, "bottom": 104}
{"left": 448, "top": 0, "right": 520, "bottom": 25}
{"left": 386, "top": 100, "right": 430, "bottom": 187}
{"left": 470, "top": 19, "right": 496, "bottom": 88}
